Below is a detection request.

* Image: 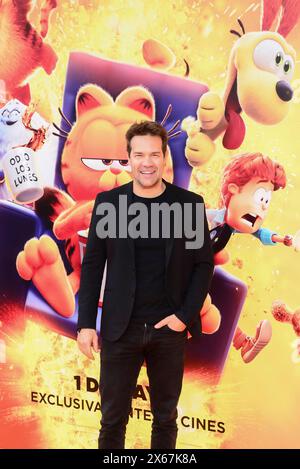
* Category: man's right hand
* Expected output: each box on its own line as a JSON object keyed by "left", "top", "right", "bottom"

{"left": 77, "top": 328, "right": 99, "bottom": 360}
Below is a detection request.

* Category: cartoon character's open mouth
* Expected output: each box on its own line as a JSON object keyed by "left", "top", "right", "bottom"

{"left": 241, "top": 213, "right": 258, "bottom": 227}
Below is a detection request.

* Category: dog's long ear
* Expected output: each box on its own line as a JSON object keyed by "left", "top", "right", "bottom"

{"left": 261, "top": 0, "right": 300, "bottom": 37}
{"left": 260, "top": 0, "right": 282, "bottom": 31}
{"left": 277, "top": 0, "right": 300, "bottom": 37}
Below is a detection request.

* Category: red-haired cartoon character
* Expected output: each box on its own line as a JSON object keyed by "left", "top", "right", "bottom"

{"left": 184, "top": 0, "right": 300, "bottom": 166}
{"left": 0, "top": 0, "right": 58, "bottom": 105}
{"left": 16, "top": 84, "right": 175, "bottom": 318}
{"left": 200, "top": 152, "right": 299, "bottom": 363}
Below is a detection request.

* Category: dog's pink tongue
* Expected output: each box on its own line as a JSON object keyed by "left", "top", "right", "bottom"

{"left": 222, "top": 108, "right": 246, "bottom": 150}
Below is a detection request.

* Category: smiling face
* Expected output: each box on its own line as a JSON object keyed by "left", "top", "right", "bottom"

{"left": 129, "top": 134, "right": 166, "bottom": 190}
{"left": 225, "top": 177, "right": 274, "bottom": 233}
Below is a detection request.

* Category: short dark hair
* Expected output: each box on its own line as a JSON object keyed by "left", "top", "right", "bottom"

{"left": 125, "top": 121, "right": 168, "bottom": 156}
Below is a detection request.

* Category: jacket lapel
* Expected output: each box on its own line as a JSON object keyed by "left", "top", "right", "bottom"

{"left": 123, "top": 181, "right": 135, "bottom": 262}
{"left": 162, "top": 180, "right": 175, "bottom": 271}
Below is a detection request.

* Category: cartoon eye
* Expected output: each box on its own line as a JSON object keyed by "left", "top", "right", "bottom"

{"left": 253, "top": 188, "right": 267, "bottom": 204}
{"left": 284, "top": 60, "right": 291, "bottom": 74}
{"left": 81, "top": 158, "right": 112, "bottom": 170}
{"left": 81, "top": 158, "right": 131, "bottom": 171}
{"left": 2, "top": 110, "right": 9, "bottom": 118}
{"left": 275, "top": 51, "right": 283, "bottom": 66}
{"left": 264, "top": 190, "right": 272, "bottom": 206}
{"left": 119, "top": 160, "right": 129, "bottom": 166}
{"left": 282, "top": 55, "right": 294, "bottom": 80}
{"left": 115, "top": 160, "right": 131, "bottom": 172}
{"left": 253, "top": 40, "right": 285, "bottom": 75}
{"left": 10, "top": 110, "right": 20, "bottom": 120}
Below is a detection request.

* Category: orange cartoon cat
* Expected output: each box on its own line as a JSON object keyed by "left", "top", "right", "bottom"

{"left": 16, "top": 84, "right": 174, "bottom": 317}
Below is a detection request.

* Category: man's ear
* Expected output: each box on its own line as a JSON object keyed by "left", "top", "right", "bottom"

{"left": 228, "top": 183, "right": 239, "bottom": 195}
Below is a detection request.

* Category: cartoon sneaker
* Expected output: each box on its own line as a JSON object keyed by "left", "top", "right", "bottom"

{"left": 233, "top": 320, "right": 272, "bottom": 364}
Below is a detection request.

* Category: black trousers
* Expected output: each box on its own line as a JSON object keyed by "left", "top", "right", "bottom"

{"left": 98, "top": 321, "right": 188, "bottom": 449}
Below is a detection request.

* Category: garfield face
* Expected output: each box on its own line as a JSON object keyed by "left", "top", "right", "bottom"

{"left": 62, "top": 113, "right": 133, "bottom": 200}
{"left": 233, "top": 32, "right": 296, "bottom": 124}
{"left": 61, "top": 85, "right": 173, "bottom": 201}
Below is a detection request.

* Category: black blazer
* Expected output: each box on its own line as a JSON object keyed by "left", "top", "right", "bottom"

{"left": 77, "top": 179, "right": 214, "bottom": 341}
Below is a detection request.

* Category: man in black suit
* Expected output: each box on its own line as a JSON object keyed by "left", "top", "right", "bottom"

{"left": 77, "top": 121, "right": 214, "bottom": 449}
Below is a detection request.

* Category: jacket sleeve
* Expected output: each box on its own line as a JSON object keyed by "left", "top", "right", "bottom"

{"left": 77, "top": 193, "right": 107, "bottom": 331}
{"left": 175, "top": 198, "right": 214, "bottom": 328}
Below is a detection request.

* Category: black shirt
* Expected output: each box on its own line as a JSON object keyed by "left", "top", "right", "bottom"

{"left": 130, "top": 185, "right": 174, "bottom": 325}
